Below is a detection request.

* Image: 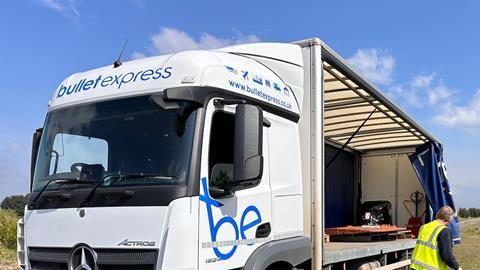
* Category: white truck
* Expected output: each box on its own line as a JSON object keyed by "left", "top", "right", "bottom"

{"left": 18, "top": 37, "right": 451, "bottom": 270}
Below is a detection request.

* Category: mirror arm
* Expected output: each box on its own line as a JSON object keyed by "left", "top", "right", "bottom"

{"left": 208, "top": 187, "right": 233, "bottom": 199}
{"left": 51, "top": 149, "right": 59, "bottom": 174}
{"left": 215, "top": 99, "right": 271, "bottom": 127}
{"left": 262, "top": 117, "right": 271, "bottom": 127}
{"left": 213, "top": 99, "right": 246, "bottom": 106}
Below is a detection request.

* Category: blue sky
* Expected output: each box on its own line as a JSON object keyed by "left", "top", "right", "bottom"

{"left": 1, "top": 0, "right": 480, "bottom": 207}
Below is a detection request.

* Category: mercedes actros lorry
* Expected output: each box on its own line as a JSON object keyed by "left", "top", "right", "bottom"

{"left": 18, "top": 38, "right": 459, "bottom": 270}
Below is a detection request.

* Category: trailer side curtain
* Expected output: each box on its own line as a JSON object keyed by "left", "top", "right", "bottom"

{"left": 325, "top": 144, "right": 355, "bottom": 227}
{"left": 409, "top": 142, "right": 461, "bottom": 244}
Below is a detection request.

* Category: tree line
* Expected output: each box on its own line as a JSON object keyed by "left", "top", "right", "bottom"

{"left": 458, "top": 207, "right": 480, "bottom": 218}
{"left": 0, "top": 194, "right": 29, "bottom": 216}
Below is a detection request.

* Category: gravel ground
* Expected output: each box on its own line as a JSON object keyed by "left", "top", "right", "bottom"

{"left": 0, "top": 247, "right": 17, "bottom": 270}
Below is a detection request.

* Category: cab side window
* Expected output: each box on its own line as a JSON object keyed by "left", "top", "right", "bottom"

{"left": 208, "top": 112, "right": 234, "bottom": 188}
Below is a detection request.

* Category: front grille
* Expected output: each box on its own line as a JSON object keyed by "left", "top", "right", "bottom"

{"left": 96, "top": 249, "right": 158, "bottom": 265}
{"left": 29, "top": 247, "right": 158, "bottom": 270}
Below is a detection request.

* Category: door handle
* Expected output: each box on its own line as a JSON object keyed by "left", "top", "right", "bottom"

{"left": 255, "top": 222, "right": 271, "bottom": 238}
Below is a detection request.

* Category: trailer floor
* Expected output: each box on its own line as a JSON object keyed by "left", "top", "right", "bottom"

{"left": 323, "top": 239, "right": 416, "bottom": 265}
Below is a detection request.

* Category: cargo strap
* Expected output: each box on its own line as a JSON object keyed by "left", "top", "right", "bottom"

{"left": 325, "top": 109, "right": 376, "bottom": 170}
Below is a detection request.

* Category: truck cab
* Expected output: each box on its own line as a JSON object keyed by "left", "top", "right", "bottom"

{"left": 21, "top": 44, "right": 309, "bottom": 270}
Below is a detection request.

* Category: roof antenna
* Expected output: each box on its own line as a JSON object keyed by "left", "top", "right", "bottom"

{"left": 113, "top": 39, "right": 128, "bottom": 68}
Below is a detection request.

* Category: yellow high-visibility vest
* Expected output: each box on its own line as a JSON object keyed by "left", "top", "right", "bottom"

{"left": 410, "top": 220, "right": 448, "bottom": 270}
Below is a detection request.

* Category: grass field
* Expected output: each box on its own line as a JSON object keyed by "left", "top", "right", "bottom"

{"left": 454, "top": 218, "right": 480, "bottom": 269}
{"left": 0, "top": 246, "right": 16, "bottom": 270}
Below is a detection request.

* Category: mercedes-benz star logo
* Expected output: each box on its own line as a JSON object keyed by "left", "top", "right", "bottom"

{"left": 68, "top": 245, "right": 98, "bottom": 270}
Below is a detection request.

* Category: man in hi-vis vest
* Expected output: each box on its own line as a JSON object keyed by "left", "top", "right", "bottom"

{"left": 410, "top": 206, "right": 461, "bottom": 270}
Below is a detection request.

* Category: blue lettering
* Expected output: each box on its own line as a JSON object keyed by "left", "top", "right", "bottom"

{"left": 101, "top": 76, "right": 113, "bottom": 87}
{"left": 152, "top": 68, "right": 163, "bottom": 79}
{"left": 79, "top": 79, "right": 86, "bottom": 92}
{"left": 56, "top": 84, "right": 67, "bottom": 97}
{"left": 118, "top": 72, "right": 134, "bottom": 89}
{"left": 73, "top": 80, "right": 82, "bottom": 93}
{"left": 162, "top": 67, "right": 172, "bottom": 78}
{"left": 93, "top": 75, "right": 102, "bottom": 88}
{"left": 66, "top": 84, "right": 75, "bottom": 95}
{"left": 55, "top": 66, "right": 173, "bottom": 98}
{"left": 112, "top": 74, "right": 122, "bottom": 86}
{"left": 140, "top": 69, "right": 154, "bottom": 81}
{"left": 133, "top": 71, "right": 143, "bottom": 82}
{"left": 72, "top": 80, "right": 79, "bottom": 93}
{"left": 240, "top": 205, "right": 262, "bottom": 246}
{"left": 83, "top": 80, "right": 94, "bottom": 90}
{"left": 199, "top": 177, "right": 262, "bottom": 260}
{"left": 212, "top": 217, "right": 239, "bottom": 259}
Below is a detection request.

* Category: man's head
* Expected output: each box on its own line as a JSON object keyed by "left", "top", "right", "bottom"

{"left": 435, "top": 206, "right": 455, "bottom": 224}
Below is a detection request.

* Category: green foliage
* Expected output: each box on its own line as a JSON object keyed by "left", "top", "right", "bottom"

{"left": 0, "top": 210, "right": 18, "bottom": 250}
{"left": 458, "top": 207, "right": 480, "bottom": 218}
{"left": 0, "top": 194, "right": 29, "bottom": 216}
{"left": 458, "top": 208, "right": 470, "bottom": 218}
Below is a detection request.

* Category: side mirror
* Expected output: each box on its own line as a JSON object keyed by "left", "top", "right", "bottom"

{"left": 234, "top": 104, "right": 264, "bottom": 183}
{"left": 31, "top": 128, "right": 43, "bottom": 188}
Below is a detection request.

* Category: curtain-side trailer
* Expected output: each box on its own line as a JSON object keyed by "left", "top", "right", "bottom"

{"left": 295, "top": 38, "right": 457, "bottom": 269}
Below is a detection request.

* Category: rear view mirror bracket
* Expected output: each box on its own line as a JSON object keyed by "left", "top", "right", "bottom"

{"left": 215, "top": 98, "right": 271, "bottom": 128}
{"left": 149, "top": 93, "right": 180, "bottom": 111}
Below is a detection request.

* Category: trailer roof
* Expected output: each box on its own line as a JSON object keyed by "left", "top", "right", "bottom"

{"left": 319, "top": 41, "right": 438, "bottom": 151}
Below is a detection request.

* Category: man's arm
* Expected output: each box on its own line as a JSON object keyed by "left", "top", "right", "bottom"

{"left": 437, "top": 228, "right": 460, "bottom": 269}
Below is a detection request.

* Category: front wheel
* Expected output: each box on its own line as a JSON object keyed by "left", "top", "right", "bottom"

{"left": 265, "top": 262, "right": 295, "bottom": 270}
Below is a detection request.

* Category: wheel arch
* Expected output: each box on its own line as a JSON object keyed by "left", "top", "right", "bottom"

{"left": 243, "top": 236, "right": 311, "bottom": 270}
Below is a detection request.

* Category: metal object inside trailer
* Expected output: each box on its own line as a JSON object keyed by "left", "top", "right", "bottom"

{"left": 294, "top": 38, "right": 439, "bottom": 269}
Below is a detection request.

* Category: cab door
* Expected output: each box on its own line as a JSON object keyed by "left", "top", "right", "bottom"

{"left": 198, "top": 98, "right": 272, "bottom": 270}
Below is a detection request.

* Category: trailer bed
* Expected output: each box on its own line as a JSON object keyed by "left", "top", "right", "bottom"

{"left": 323, "top": 239, "right": 415, "bottom": 265}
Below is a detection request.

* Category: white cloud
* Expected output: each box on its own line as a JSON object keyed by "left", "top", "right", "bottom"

{"left": 129, "top": 0, "right": 145, "bottom": 9}
{"left": 387, "top": 84, "right": 422, "bottom": 108}
{"left": 347, "top": 48, "right": 395, "bottom": 85}
{"left": 132, "top": 27, "right": 260, "bottom": 58}
{"left": 434, "top": 89, "right": 480, "bottom": 127}
{"left": 131, "top": 51, "right": 147, "bottom": 60}
{"left": 36, "top": 0, "right": 81, "bottom": 19}
{"left": 411, "top": 73, "right": 435, "bottom": 88}
{"left": 385, "top": 73, "right": 455, "bottom": 108}
{"left": 427, "top": 83, "right": 455, "bottom": 105}
{"left": 346, "top": 49, "right": 455, "bottom": 109}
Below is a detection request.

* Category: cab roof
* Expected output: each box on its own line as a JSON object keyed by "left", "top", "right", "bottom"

{"left": 49, "top": 48, "right": 300, "bottom": 116}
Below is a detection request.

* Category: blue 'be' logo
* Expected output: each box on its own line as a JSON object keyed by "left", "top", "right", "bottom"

{"left": 199, "top": 177, "right": 262, "bottom": 260}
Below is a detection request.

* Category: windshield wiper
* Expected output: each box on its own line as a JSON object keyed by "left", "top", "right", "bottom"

{"left": 30, "top": 178, "right": 101, "bottom": 208}
{"left": 79, "top": 173, "right": 177, "bottom": 207}
{"left": 107, "top": 173, "right": 177, "bottom": 181}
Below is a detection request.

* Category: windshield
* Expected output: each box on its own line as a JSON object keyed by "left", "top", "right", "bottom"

{"left": 33, "top": 95, "right": 198, "bottom": 192}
